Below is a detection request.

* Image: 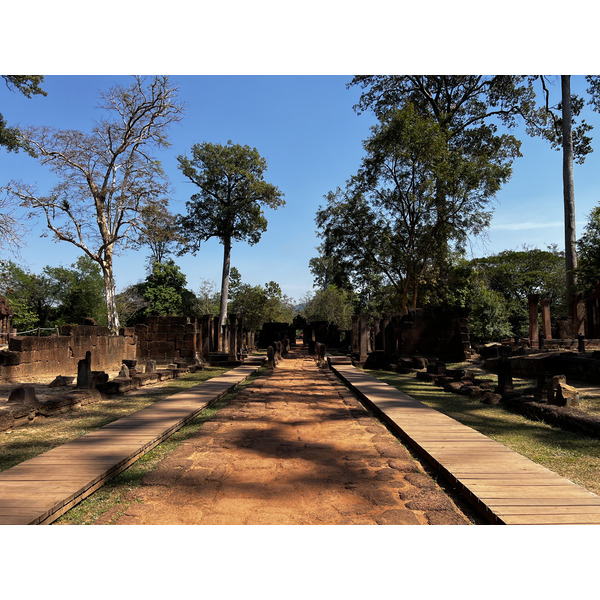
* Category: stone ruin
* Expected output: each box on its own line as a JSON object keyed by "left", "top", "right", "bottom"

{"left": 0, "top": 297, "right": 14, "bottom": 346}
{"left": 136, "top": 314, "right": 255, "bottom": 367}
{"left": 346, "top": 307, "right": 471, "bottom": 368}
{"left": 0, "top": 324, "right": 136, "bottom": 382}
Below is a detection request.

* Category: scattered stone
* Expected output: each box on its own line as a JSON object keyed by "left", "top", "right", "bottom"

{"left": 480, "top": 392, "right": 503, "bottom": 405}
{"left": 118, "top": 364, "right": 130, "bottom": 378}
{"left": 48, "top": 375, "right": 74, "bottom": 387}
{"left": 76, "top": 351, "right": 93, "bottom": 389}
{"left": 8, "top": 385, "right": 38, "bottom": 406}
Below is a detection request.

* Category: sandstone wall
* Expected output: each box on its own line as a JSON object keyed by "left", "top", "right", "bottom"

{"left": 136, "top": 316, "right": 198, "bottom": 362}
{"left": 0, "top": 325, "right": 136, "bottom": 382}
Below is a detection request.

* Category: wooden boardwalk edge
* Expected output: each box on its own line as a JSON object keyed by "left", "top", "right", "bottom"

{"left": 0, "top": 357, "right": 265, "bottom": 525}
{"left": 329, "top": 360, "right": 600, "bottom": 525}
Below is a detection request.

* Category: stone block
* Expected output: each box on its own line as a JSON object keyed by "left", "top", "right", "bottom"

{"left": 0, "top": 408, "right": 15, "bottom": 432}
{"left": 0, "top": 350, "right": 21, "bottom": 366}
{"left": 556, "top": 382, "right": 580, "bottom": 407}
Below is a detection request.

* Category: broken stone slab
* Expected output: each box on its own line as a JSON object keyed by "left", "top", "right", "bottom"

{"left": 96, "top": 377, "right": 136, "bottom": 395}
{"left": 0, "top": 407, "right": 15, "bottom": 432}
{"left": 480, "top": 392, "right": 503, "bottom": 405}
{"left": 132, "top": 373, "right": 160, "bottom": 387}
{"left": 48, "top": 375, "right": 75, "bottom": 387}
{"left": 37, "top": 395, "right": 82, "bottom": 416}
{"left": 8, "top": 385, "right": 39, "bottom": 407}
{"left": 556, "top": 382, "right": 580, "bottom": 407}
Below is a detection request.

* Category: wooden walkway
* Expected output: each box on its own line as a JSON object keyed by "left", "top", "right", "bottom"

{"left": 0, "top": 357, "right": 265, "bottom": 525}
{"left": 328, "top": 357, "right": 600, "bottom": 525}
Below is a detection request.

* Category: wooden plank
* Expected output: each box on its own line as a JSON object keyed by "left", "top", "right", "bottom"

{"left": 0, "top": 358, "right": 264, "bottom": 525}
{"left": 330, "top": 362, "right": 600, "bottom": 525}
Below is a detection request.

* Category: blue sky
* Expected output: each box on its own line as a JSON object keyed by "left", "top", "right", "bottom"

{"left": 3, "top": 74, "right": 600, "bottom": 304}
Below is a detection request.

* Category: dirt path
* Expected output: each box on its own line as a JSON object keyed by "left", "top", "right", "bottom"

{"left": 103, "top": 348, "right": 472, "bottom": 525}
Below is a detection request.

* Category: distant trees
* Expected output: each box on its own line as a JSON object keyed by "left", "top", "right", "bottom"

{"left": 0, "top": 256, "right": 107, "bottom": 330}
{"left": 577, "top": 205, "right": 600, "bottom": 296}
{"left": 177, "top": 141, "right": 285, "bottom": 336}
{"left": 228, "top": 273, "right": 295, "bottom": 331}
{"left": 116, "top": 259, "right": 198, "bottom": 325}
{"left": 5, "top": 76, "right": 184, "bottom": 331}
{"left": 301, "top": 285, "right": 354, "bottom": 330}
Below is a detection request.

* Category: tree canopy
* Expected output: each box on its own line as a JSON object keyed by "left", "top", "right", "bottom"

{"left": 177, "top": 140, "right": 285, "bottom": 335}
{"left": 6, "top": 76, "right": 184, "bottom": 331}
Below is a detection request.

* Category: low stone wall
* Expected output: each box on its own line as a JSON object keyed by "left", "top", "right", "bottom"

{"left": 0, "top": 325, "right": 137, "bottom": 382}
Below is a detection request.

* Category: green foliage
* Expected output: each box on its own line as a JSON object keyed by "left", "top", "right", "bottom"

{"left": 577, "top": 205, "right": 600, "bottom": 296}
{"left": 177, "top": 140, "right": 285, "bottom": 250}
{"left": 43, "top": 256, "right": 107, "bottom": 326}
{"left": 0, "top": 76, "right": 46, "bottom": 154}
{"left": 315, "top": 100, "right": 517, "bottom": 312}
{"left": 301, "top": 285, "right": 355, "bottom": 330}
{"left": 0, "top": 256, "right": 107, "bottom": 330}
{"left": 468, "top": 285, "right": 513, "bottom": 342}
{"left": 228, "top": 272, "right": 295, "bottom": 331}
{"left": 141, "top": 259, "right": 199, "bottom": 318}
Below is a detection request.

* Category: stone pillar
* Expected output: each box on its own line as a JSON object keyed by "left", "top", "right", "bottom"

{"left": 228, "top": 313, "right": 238, "bottom": 360}
{"left": 573, "top": 295, "right": 585, "bottom": 337}
{"left": 351, "top": 315, "right": 359, "bottom": 355}
{"left": 237, "top": 316, "right": 244, "bottom": 357}
{"left": 495, "top": 357, "right": 514, "bottom": 396}
{"left": 374, "top": 317, "right": 383, "bottom": 351}
{"left": 540, "top": 298, "right": 552, "bottom": 340}
{"left": 528, "top": 294, "right": 539, "bottom": 345}
{"left": 359, "top": 313, "right": 369, "bottom": 363}
{"left": 213, "top": 316, "right": 220, "bottom": 352}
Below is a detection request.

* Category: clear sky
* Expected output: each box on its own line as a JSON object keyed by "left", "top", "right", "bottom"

{"left": 1, "top": 75, "right": 380, "bottom": 302}
{"left": 3, "top": 75, "right": 600, "bottom": 304}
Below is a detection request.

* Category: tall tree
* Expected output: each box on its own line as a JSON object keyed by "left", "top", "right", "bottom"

{"left": 315, "top": 103, "right": 517, "bottom": 312}
{"left": 349, "top": 76, "right": 535, "bottom": 244}
{"left": 177, "top": 141, "right": 285, "bottom": 341}
{"left": 5, "top": 76, "right": 184, "bottom": 331}
{"left": 134, "top": 201, "right": 184, "bottom": 265}
{"left": 530, "top": 76, "right": 593, "bottom": 308}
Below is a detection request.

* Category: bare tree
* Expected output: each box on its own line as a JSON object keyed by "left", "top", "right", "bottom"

{"left": 5, "top": 76, "right": 184, "bottom": 331}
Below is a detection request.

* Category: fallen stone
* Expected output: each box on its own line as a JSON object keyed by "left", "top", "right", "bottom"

{"left": 8, "top": 385, "right": 38, "bottom": 407}
{"left": 48, "top": 376, "right": 74, "bottom": 387}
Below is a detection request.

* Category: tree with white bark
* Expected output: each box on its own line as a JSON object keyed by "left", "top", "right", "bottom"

{"left": 4, "top": 76, "right": 184, "bottom": 331}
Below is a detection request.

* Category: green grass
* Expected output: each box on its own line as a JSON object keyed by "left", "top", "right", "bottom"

{"left": 365, "top": 368, "right": 600, "bottom": 496}
{"left": 54, "top": 365, "right": 265, "bottom": 525}
{"left": 0, "top": 366, "right": 231, "bottom": 473}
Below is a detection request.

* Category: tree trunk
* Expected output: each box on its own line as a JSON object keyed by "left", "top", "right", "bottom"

{"left": 219, "top": 236, "right": 232, "bottom": 349}
{"left": 561, "top": 75, "right": 578, "bottom": 303}
{"left": 101, "top": 253, "right": 120, "bottom": 333}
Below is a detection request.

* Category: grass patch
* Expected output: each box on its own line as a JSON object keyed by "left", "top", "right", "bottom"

{"left": 0, "top": 366, "right": 232, "bottom": 473}
{"left": 365, "top": 368, "right": 600, "bottom": 496}
{"left": 55, "top": 365, "right": 266, "bottom": 525}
